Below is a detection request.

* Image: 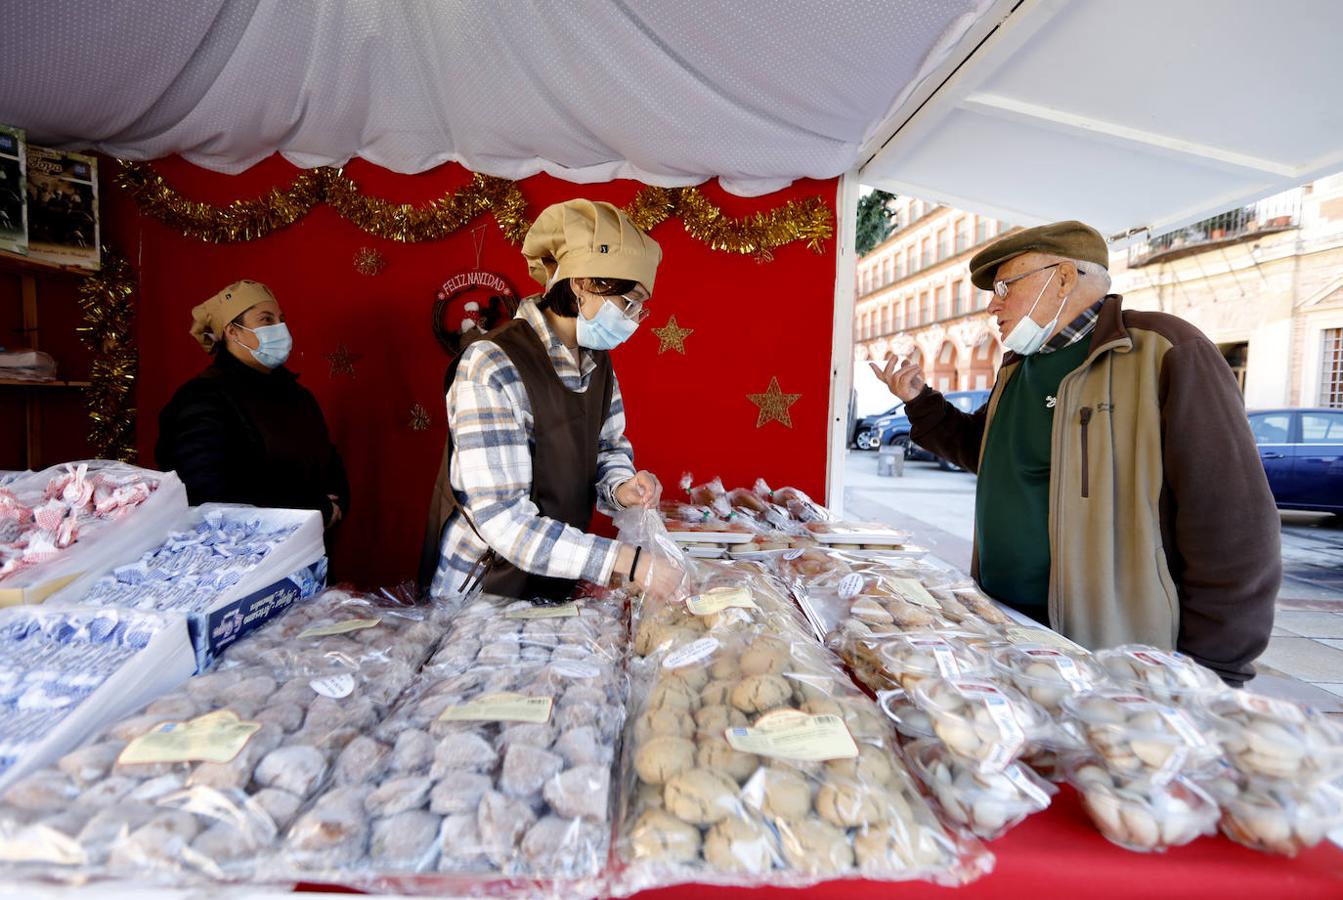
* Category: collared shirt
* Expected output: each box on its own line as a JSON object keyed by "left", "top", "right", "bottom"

{"left": 429, "top": 299, "right": 635, "bottom": 598}
{"left": 1037, "top": 299, "right": 1105, "bottom": 354}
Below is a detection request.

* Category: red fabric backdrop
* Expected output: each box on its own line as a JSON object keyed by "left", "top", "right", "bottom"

{"left": 93, "top": 157, "right": 839, "bottom": 587}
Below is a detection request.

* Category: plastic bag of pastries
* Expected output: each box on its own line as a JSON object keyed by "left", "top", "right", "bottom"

{"left": 613, "top": 610, "right": 987, "bottom": 891}
{"left": 272, "top": 586, "right": 630, "bottom": 894}
{"left": 1061, "top": 690, "right": 1222, "bottom": 786}
{"left": 905, "top": 738, "right": 1055, "bottom": 840}
{"left": 1095, "top": 645, "right": 1227, "bottom": 707}
{"left": 425, "top": 593, "right": 627, "bottom": 676}
{"left": 910, "top": 678, "right": 1054, "bottom": 773}
{"left": 991, "top": 643, "right": 1107, "bottom": 716}
{"left": 1201, "top": 691, "right": 1343, "bottom": 783}
{"left": 1064, "top": 755, "right": 1220, "bottom": 853}
{"left": 0, "top": 591, "right": 444, "bottom": 887}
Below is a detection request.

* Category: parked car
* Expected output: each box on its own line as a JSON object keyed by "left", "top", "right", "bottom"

{"left": 1248, "top": 407, "right": 1343, "bottom": 513}
{"left": 878, "top": 389, "right": 992, "bottom": 464}
{"left": 853, "top": 402, "right": 903, "bottom": 450}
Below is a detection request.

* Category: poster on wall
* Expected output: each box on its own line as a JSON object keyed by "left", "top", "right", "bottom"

{"left": 25, "top": 145, "right": 99, "bottom": 270}
{"left": 0, "top": 125, "right": 26, "bottom": 258}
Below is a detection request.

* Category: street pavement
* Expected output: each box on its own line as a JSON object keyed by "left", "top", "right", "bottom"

{"left": 841, "top": 450, "right": 1343, "bottom": 711}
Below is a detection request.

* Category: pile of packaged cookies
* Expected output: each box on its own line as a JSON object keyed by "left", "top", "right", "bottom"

{"left": 663, "top": 477, "right": 923, "bottom": 560}
{"left": 0, "top": 486, "right": 1340, "bottom": 899}
{"left": 613, "top": 557, "right": 988, "bottom": 892}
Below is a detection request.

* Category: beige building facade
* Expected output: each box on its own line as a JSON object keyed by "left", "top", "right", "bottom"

{"left": 852, "top": 197, "right": 1016, "bottom": 414}
{"left": 1111, "top": 174, "right": 1343, "bottom": 411}
{"left": 854, "top": 176, "right": 1343, "bottom": 417}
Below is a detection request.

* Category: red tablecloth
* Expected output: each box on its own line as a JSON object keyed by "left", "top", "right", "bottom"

{"left": 640, "top": 787, "right": 1343, "bottom": 900}
{"left": 298, "top": 786, "right": 1343, "bottom": 899}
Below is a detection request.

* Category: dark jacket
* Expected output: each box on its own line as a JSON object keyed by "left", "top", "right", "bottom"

{"left": 156, "top": 350, "right": 349, "bottom": 524}
{"left": 906, "top": 295, "right": 1280, "bottom": 685}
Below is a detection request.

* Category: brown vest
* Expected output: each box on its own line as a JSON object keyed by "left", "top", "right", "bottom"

{"left": 419, "top": 318, "right": 614, "bottom": 600}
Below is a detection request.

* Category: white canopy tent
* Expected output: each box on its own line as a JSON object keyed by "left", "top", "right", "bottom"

{"left": 2, "top": 0, "right": 1340, "bottom": 511}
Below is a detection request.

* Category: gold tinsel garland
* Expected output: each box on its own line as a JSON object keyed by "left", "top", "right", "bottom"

{"left": 116, "top": 162, "right": 832, "bottom": 256}
{"left": 75, "top": 251, "right": 138, "bottom": 461}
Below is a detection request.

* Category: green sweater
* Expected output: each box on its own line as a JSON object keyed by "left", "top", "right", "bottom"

{"left": 975, "top": 336, "right": 1092, "bottom": 616}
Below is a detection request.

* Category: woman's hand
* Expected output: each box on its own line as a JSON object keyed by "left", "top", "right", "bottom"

{"left": 616, "top": 470, "right": 662, "bottom": 510}
{"left": 635, "top": 552, "right": 685, "bottom": 600}
{"left": 613, "top": 543, "right": 685, "bottom": 600}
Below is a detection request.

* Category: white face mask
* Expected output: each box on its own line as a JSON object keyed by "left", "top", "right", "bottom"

{"left": 1002, "top": 270, "right": 1067, "bottom": 356}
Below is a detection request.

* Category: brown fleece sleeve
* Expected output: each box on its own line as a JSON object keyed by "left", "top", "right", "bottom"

{"left": 1159, "top": 338, "right": 1281, "bottom": 685}
{"left": 906, "top": 385, "right": 989, "bottom": 473}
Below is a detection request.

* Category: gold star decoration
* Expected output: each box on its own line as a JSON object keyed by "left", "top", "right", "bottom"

{"left": 324, "top": 343, "right": 361, "bottom": 378}
{"left": 747, "top": 377, "right": 801, "bottom": 429}
{"left": 652, "top": 315, "right": 694, "bottom": 355}
{"left": 409, "top": 402, "right": 432, "bottom": 431}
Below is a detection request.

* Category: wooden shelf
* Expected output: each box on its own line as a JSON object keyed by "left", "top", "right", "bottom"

{"left": 0, "top": 378, "right": 90, "bottom": 388}
{"left": 0, "top": 250, "right": 96, "bottom": 278}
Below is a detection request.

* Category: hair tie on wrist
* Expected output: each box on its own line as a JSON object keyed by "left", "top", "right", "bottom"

{"left": 630, "top": 546, "right": 643, "bottom": 582}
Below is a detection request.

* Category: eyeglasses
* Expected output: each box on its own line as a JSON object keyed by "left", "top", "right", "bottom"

{"left": 614, "top": 293, "right": 649, "bottom": 322}
{"left": 993, "top": 262, "right": 1083, "bottom": 298}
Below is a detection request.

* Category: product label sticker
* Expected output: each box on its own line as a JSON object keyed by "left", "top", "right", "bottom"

{"left": 438, "top": 692, "right": 553, "bottom": 724}
{"left": 1233, "top": 691, "right": 1307, "bottom": 725}
{"left": 118, "top": 710, "right": 262, "bottom": 766}
{"left": 687, "top": 586, "right": 759, "bottom": 616}
{"left": 297, "top": 617, "right": 382, "bottom": 639}
{"left": 1003, "top": 765, "right": 1052, "bottom": 807}
{"left": 889, "top": 578, "right": 940, "bottom": 610}
{"left": 837, "top": 573, "right": 865, "bottom": 601}
{"left": 551, "top": 659, "right": 602, "bottom": 679}
{"left": 1155, "top": 704, "right": 1209, "bottom": 748}
{"left": 1005, "top": 627, "right": 1087, "bottom": 653}
{"left": 725, "top": 710, "right": 859, "bottom": 761}
{"left": 663, "top": 637, "right": 721, "bottom": 670}
{"left": 310, "top": 674, "right": 355, "bottom": 699}
{"left": 910, "top": 637, "right": 961, "bottom": 677}
{"left": 505, "top": 602, "right": 579, "bottom": 620}
{"left": 951, "top": 681, "right": 1026, "bottom": 771}
{"left": 1023, "top": 648, "right": 1090, "bottom": 690}
{"left": 1128, "top": 648, "right": 1203, "bottom": 687}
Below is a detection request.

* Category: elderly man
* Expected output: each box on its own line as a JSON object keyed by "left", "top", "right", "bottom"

{"left": 872, "top": 220, "right": 1280, "bottom": 685}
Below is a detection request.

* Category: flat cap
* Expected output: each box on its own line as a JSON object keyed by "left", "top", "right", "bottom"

{"left": 969, "top": 220, "right": 1109, "bottom": 290}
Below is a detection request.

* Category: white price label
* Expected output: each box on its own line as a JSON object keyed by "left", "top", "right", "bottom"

{"left": 837, "top": 573, "right": 864, "bottom": 601}
{"left": 725, "top": 710, "right": 859, "bottom": 761}
{"left": 1024, "top": 648, "right": 1090, "bottom": 690}
{"left": 1003, "top": 764, "right": 1052, "bottom": 807}
{"left": 310, "top": 674, "right": 355, "bottom": 699}
{"left": 662, "top": 637, "right": 720, "bottom": 670}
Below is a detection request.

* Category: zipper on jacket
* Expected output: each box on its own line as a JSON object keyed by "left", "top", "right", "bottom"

{"left": 1079, "top": 406, "right": 1093, "bottom": 498}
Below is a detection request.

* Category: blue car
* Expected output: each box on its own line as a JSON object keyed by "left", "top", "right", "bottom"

{"left": 1249, "top": 407, "right": 1343, "bottom": 513}
{"left": 877, "top": 389, "right": 992, "bottom": 468}
{"left": 853, "top": 402, "right": 903, "bottom": 450}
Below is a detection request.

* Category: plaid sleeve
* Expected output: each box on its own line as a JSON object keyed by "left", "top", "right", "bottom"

{"left": 449, "top": 342, "right": 620, "bottom": 585}
{"left": 594, "top": 370, "right": 638, "bottom": 516}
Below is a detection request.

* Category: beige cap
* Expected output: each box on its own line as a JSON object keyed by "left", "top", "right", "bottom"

{"left": 522, "top": 199, "right": 663, "bottom": 293}
{"left": 969, "top": 220, "right": 1109, "bottom": 291}
{"left": 190, "top": 280, "right": 277, "bottom": 351}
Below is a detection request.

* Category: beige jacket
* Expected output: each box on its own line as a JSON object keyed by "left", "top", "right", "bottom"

{"left": 907, "top": 295, "right": 1280, "bottom": 684}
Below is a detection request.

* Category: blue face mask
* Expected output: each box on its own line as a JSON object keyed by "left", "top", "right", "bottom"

{"left": 576, "top": 298, "right": 640, "bottom": 350}
{"left": 233, "top": 322, "right": 293, "bottom": 369}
